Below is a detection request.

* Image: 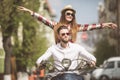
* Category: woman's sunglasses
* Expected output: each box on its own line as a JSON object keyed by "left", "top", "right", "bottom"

{"left": 65, "top": 12, "right": 74, "bottom": 17}
{"left": 61, "top": 33, "right": 70, "bottom": 36}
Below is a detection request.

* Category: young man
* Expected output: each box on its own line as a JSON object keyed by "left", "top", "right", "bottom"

{"left": 36, "top": 25, "right": 96, "bottom": 70}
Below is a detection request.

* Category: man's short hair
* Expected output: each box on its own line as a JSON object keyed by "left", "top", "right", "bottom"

{"left": 57, "top": 25, "right": 68, "bottom": 34}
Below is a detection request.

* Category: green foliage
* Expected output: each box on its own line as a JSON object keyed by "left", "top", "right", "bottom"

{"left": 0, "top": 0, "right": 21, "bottom": 74}
{"left": 14, "top": 3, "right": 48, "bottom": 72}
{"left": 14, "top": 0, "right": 50, "bottom": 71}
{"left": 94, "top": 37, "right": 117, "bottom": 66}
{"left": 0, "top": 0, "right": 50, "bottom": 72}
{"left": 0, "top": 49, "right": 5, "bottom": 73}
{"left": 0, "top": 0, "right": 19, "bottom": 36}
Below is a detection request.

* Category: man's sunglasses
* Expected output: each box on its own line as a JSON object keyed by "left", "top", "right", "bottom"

{"left": 65, "top": 12, "right": 74, "bottom": 17}
{"left": 61, "top": 33, "right": 70, "bottom": 36}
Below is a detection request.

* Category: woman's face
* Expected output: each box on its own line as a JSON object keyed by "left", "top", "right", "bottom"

{"left": 65, "top": 10, "right": 74, "bottom": 22}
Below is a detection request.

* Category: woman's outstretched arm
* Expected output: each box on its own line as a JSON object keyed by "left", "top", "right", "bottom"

{"left": 18, "top": 6, "right": 56, "bottom": 29}
{"left": 78, "top": 22, "right": 117, "bottom": 31}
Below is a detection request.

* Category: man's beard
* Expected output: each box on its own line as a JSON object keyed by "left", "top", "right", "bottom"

{"left": 61, "top": 39, "right": 69, "bottom": 43}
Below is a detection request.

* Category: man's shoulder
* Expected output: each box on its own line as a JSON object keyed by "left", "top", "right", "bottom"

{"left": 69, "top": 42, "right": 84, "bottom": 49}
{"left": 49, "top": 44, "right": 56, "bottom": 48}
{"left": 69, "top": 42, "right": 80, "bottom": 46}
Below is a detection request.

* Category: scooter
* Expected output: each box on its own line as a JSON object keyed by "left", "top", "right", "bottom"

{"left": 38, "top": 58, "right": 95, "bottom": 80}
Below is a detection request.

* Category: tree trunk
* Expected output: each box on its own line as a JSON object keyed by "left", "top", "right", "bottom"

{"left": 116, "top": 0, "right": 120, "bottom": 56}
{"left": 3, "top": 36, "right": 12, "bottom": 80}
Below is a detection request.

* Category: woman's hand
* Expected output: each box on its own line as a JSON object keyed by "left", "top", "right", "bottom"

{"left": 102, "top": 22, "right": 117, "bottom": 29}
{"left": 17, "top": 6, "right": 34, "bottom": 15}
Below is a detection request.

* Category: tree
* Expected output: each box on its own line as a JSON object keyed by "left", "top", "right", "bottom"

{"left": 15, "top": 0, "right": 50, "bottom": 72}
{"left": 94, "top": 36, "right": 117, "bottom": 66}
{"left": 0, "top": 0, "right": 20, "bottom": 80}
{"left": 0, "top": 0, "right": 51, "bottom": 80}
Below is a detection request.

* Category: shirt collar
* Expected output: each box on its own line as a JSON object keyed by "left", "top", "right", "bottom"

{"left": 57, "top": 42, "right": 71, "bottom": 49}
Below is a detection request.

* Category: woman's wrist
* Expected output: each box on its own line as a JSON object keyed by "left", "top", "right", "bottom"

{"left": 31, "top": 11, "right": 34, "bottom": 16}
{"left": 100, "top": 23, "right": 104, "bottom": 28}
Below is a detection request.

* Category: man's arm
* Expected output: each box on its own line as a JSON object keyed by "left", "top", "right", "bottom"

{"left": 36, "top": 47, "right": 52, "bottom": 65}
{"left": 78, "top": 45, "right": 96, "bottom": 66}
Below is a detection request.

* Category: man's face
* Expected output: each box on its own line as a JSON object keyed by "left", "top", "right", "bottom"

{"left": 59, "top": 29, "right": 70, "bottom": 43}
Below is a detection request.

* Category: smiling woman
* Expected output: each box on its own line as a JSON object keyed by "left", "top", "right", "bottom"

{"left": 18, "top": 1, "right": 117, "bottom": 43}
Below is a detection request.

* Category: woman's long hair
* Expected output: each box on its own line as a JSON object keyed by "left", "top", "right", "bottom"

{"left": 59, "top": 10, "right": 78, "bottom": 42}
{"left": 53, "top": 23, "right": 63, "bottom": 43}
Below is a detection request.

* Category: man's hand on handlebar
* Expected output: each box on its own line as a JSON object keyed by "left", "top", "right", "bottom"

{"left": 88, "top": 61, "right": 96, "bottom": 68}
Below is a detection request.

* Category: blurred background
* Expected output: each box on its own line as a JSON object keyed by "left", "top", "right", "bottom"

{"left": 0, "top": 0, "right": 120, "bottom": 80}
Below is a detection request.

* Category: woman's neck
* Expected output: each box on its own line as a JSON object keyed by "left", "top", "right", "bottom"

{"left": 66, "top": 22, "right": 71, "bottom": 25}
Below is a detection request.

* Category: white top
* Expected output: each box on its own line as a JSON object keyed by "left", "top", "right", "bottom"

{"left": 36, "top": 42, "right": 96, "bottom": 70}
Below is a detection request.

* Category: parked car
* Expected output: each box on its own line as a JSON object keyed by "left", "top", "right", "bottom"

{"left": 91, "top": 57, "right": 120, "bottom": 80}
